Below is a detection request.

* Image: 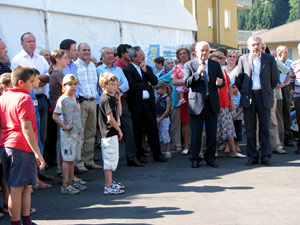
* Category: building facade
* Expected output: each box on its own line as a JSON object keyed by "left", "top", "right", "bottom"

{"left": 180, "top": 0, "right": 252, "bottom": 48}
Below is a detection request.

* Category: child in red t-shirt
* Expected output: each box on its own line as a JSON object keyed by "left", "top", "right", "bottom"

{"left": 0, "top": 66, "right": 45, "bottom": 225}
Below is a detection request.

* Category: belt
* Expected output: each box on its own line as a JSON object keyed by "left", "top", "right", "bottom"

{"left": 83, "top": 97, "right": 95, "bottom": 101}
{"left": 252, "top": 89, "right": 261, "bottom": 93}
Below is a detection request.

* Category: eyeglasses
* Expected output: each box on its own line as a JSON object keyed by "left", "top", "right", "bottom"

{"left": 228, "top": 55, "right": 236, "bottom": 58}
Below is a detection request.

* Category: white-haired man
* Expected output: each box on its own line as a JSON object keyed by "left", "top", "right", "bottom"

{"left": 235, "top": 36, "right": 279, "bottom": 166}
{"left": 183, "top": 41, "right": 224, "bottom": 168}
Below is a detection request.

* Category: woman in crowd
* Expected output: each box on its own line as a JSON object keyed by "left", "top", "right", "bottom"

{"left": 224, "top": 50, "right": 239, "bottom": 82}
{"left": 171, "top": 48, "right": 191, "bottom": 155}
{"left": 211, "top": 51, "right": 246, "bottom": 158}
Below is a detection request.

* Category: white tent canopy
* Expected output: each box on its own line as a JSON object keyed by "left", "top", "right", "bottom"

{"left": 0, "top": 0, "right": 197, "bottom": 61}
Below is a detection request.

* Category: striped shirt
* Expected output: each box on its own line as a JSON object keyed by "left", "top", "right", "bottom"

{"left": 74, "top": 58, "right": 98, "bottom": 99}
{"left": 290, "top": 59, "right": 300, "bottom": 98}
{"left": 54, "top": 95, "right": 83, "bottom": 134}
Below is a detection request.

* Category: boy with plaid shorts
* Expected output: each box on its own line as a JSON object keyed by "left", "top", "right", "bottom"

{"left": 0, "top": 66, "right": 45, "bottom": 225}
{"left": 98, "top": 72, "right": 125, "bottom": 195}
{"left": 52, "top": 74, "right": 85, "bottom": 194}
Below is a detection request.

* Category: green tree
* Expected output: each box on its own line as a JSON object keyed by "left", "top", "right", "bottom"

{"left": 288, "top": 0, "right": 300, "bottom": 22}
{"left": 273, "top": 0, "right": 291, "bottom": 27}
{"left": 237, "top": 0, "right": 291, "bottom": 30}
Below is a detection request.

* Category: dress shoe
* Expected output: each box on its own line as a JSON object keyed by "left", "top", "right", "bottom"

{"left": 206, "top": 161, "right": 218, "bottom": 168}
{"left": 153, "top": 154, "right": 167, "bottom": 162}
{"left": 261, "top": 160, "right": 272, "bottom": 166}
{"left": 245, "top": 159, "right": 259, "bottom": 166}
{"left": 138, "top": 156, "right": 148, "bottom": 164}
{"left": 93, "top": 156, "right": 100, "bottom": 161}
{"left": 85, "top": 163, "right": 102, "bottom": 170}
{"left": 75, "top": 166, "right": 88, "bottom": 173}
{"left": 191, "top": 161, "right": 199, "bottom": 168}
{"left": 284, "top": 141, "right": 294, "bottom": 147}
{"left": 295, "top": 150, "right": 300, "bottom": 155}
{"left": 127, "top": 160, "right": 145, "bottom": 167}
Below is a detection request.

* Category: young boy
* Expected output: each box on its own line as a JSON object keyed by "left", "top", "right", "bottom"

{"left": 52, "top": 74, "right": 85, "bottom": 195}
{"left": 232, "top": 82, "right": 243, "bottom": 153}
{"left": 0, "top": 66, "right": 45, "bottom": 225}
{"left": 98, "top": 72, "right": 124, "bottom": 195}
{"left": 30, "top": 69, "right": 53, "bottom": 189}
{"left": 155, "top": 81, "right": 171, "bottom": 158}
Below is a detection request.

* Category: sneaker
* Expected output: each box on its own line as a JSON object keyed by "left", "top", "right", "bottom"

{"left": 73, "top": 182, "right": 87, "bottom": 191}
{"left": 104, "top": 186, "right": 125, "bottom": 195}
{"left": 232, "top": 153, "right": 247, "bottom": 158}
{"left": 181, "top": 149, "right": 189, "bottom": 155}
{"left": 112, "top": 181, "right": 125, "bottom": 189}
{"left": 199, "top": 152, "right": 204, "bottom": 159}
{"left": 165, "top": 152, "right": 172, "bottom": 158}
{"left": 176, "top": 99, "right": 186, "bottom": 108}
{"left": 273, "top": 146, "right": 286, "bottom": 154}
{"left": 61, "top": 185, "right": 80, "bottom": 194}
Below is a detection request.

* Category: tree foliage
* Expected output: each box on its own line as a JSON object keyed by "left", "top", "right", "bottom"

{"left": 288, "top": 0, "right": 300, "bottom": 22}
{"left": 238, "top": 0, "right": 293, "bottom": 30}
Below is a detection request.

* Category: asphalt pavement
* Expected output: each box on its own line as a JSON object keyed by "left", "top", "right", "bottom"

{"left": 1, "top": 141, "right": 300, "bottom": 225}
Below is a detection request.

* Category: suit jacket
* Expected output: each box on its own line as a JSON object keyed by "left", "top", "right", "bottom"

{"left": 123, "top": 64, "right": 158, "bottom": 114}
{"left": 184, "top": 58, "right": 225, "bottom": 115}
{"left": 235, "top": 53, "right": 279, "bottom": 109}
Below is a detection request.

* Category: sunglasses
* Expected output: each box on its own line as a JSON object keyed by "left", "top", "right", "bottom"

{"left": 217, "top": 56, "right": 225, "bottom": 60}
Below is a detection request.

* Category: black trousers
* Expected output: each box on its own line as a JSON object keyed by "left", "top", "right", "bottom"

{"left": 294, "top": 97, "right": 300, "bottom": 147}
{"left": 281, "top": 85, "right": 292, "bottom": 142}
{"left": 131, "top": 100, "right": 161, "bottom": 159}
{"left": 120, "top": 99, "right": 137, "bottom": 162}
{"left": 190, "top": 99, "right": 217, "bottom": 163}
{"left": 244, "top": 92, "right": 271, "bottom": 161}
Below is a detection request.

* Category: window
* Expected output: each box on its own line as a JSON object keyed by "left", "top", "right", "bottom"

{"left": 224, "top": 10, "right": 230, "bottom": 29}
{"left": 208, "top": 8, "right": 213, "bottom": 28}
{"left": 288, "top": 48, "right": 292, "bottom": 59}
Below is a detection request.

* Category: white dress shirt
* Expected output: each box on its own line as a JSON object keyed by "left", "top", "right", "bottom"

{"left": 132, "top": 63, "right": 150, "bottom": 99}
{"left": 11, "top": 49, "right": 50, "bottom": 97}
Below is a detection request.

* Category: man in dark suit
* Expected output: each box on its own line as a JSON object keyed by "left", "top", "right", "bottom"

{"left": 235, "top": 35, "right": 279, "bottom": 166}
{"left": 184, "top": 41, "right": 224, "bottom": 168}
{"left": 123, "top": 46, "right": 166, "bottom": 163}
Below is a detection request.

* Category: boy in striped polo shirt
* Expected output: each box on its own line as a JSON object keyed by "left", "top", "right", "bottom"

{"left": 52, "top": 74, "right": 85, "bottom": 194}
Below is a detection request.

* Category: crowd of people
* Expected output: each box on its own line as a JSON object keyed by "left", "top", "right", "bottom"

{"left": 0, "top": 32, "right": 300, "bottom": 225}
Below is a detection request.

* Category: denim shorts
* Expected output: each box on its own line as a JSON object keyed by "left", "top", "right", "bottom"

{"left": 1, "top": 147, "right": 37, "bottom": 187}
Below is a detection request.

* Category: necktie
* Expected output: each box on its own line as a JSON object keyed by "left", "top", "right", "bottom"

{"left": 202, "top": 62, "right": 208, "bottom": 95}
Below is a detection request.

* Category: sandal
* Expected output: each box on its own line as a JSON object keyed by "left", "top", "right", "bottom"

{"left": 112, "top": 181, "right": 125, "bottom": 189}
{"left": 0, "top": 212, "right": 3, "bottom": 218}
{"left": 33, "top": 180, "right": 52, "bottom": 189}
{"left": 104, "top": 186, "right": 125, "bottom": 195}
{"left": 224, "top": 148, "right": 231, "bottom": 154}
{"left": 1, "top": 203, "right": 8, "bottom": 213}
{"left": 236, "top": 147, "right": 241, "bottom": 153}
{"left": 38, "top": 173, "right": 54, "bottom": 181}
{"left": 30, "top": 208, "right": 37, "bottom": 214}
{"left": 74, "top": 176, "right": 87, "bottom": 185}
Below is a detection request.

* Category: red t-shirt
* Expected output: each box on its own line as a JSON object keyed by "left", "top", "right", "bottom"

{"left": 219, "top": 69, "right": 231, "bottom": 109}
{"left": 0, "top": 88, "right": 38, "bottom": 152}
